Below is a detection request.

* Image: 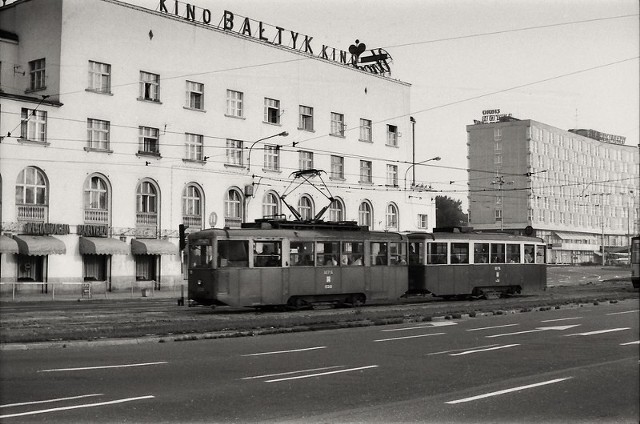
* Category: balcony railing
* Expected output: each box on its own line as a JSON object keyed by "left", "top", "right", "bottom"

{"left": 136, "top": 212, "right": 158, "bottom": 226}
{"left": 17, "top": 205, "right": 47, "bottom": 222}
{"left": 183, "top": 215, "right": 203, "bottom": 229}
{"left": 224, "top": 217, "right": 242, "bottom": 228}
{"left": 84, "top": 209, "right": 109, "bottom": 224}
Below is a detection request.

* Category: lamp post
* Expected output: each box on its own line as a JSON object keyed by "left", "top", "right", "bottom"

{"left": 404, "top": 156, "right": 441, "bottom": 191}
{"left": 247, "top": 131, "right": 288, "bottom": 171}
{"left": 491, "top": 174, "right": 514, "bottom": 231}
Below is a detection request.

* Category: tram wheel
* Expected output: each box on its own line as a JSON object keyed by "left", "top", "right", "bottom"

{"left": 287, "top": 296, "right": 308, "bottom": 310}
{"left": 349, "top": 294, "right": 366, "bottom": 307}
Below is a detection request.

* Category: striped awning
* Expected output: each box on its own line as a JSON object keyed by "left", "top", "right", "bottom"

{"left": 79, "top": 237, "right": 129, "bottom": 255}
{"left": 131, "top": 238, "right": 176, "bottom": 255}
{"left": 0, "top": 235, "right": 19, "bottom": 254}
{"left": 13, "top": 235, "right": 66, "bottom": 256}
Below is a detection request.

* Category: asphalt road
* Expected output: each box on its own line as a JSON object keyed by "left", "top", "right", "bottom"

{"left": 1, "top": 299, "right": 638, "bottom": 423}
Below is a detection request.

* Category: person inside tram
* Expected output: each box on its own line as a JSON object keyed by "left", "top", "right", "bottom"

{"left": 326, "top": 255, "right": 338, "bottom": 266}
{"left": 524, "top": 249, "right": 534, "bottom": 263}
{"left": 351, "top": 255, "right": 363, "bottom": 266}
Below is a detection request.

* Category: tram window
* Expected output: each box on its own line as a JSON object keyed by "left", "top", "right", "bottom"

{"left": 189, "top": 239, "right": 213, "bottom": 268}
{"left": 317, "top": 241, "right": 339, "bottom": 266}
{"left": 341, "top": 241, "right": 364, "bottom": 266}
{"left": 506, "top": 244, "right": 521, "bottom": 263}
{"left": 409, "top": 242, "right": 424, "bottom": 265}
{"left": 490, "top": 243, "right": 506, "bottom": 263}
{"left": 427, "top": 242, "right": 447, "bottom": 264}
{"left": 474, "top": 243, "right": 489, "bottom": 263}
{"left": 253, "top": 241, "right": 282, "bottom": 267}
{"left": 450, "top": 243, "right": 469, "bottom": 264}
{"left": 524, "top": 244, "right": 535, "bottom": 263}
{"left": 389, "top": 242, "right": 407, "bottom": 265}
{"left": 535, "top": 245, "right": 546, "bottom": 263}
{"left": 218, "top": 240, "right": 248, "bottom": 267}
{"left": 290, "top": 241, "right": 315, "bottom": 266}
{"left": 371, "top": 242, "right": 388, "bottom": 265}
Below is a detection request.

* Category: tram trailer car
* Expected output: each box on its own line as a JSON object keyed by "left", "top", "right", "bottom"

{"left": 187, "top": 221, "right": 409, "bottom": 308}
{"left": 632, "top": 236, "right": 640, "bottom": 289}
{"left": 407, "top": 231, "right": 547, "bottom": 299}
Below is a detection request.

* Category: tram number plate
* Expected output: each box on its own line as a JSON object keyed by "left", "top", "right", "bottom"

{"left": 325, "top": 284, "right": 333, "bottom": 289}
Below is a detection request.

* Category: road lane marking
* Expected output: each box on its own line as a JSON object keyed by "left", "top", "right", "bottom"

{"left": 427, "top": 344, "right": 502, "bottom": 356}
{"left": 449, "top": 344, "right": 521, "bottom": 356}
{"left": 38, "top": 361, "right": 168, "bottom": 372}
{"left": 486, "top": 325, "right": 580, "bottom": 338}
{"left": 540, "top": 317, "right": 583, "bottom": 322}
{"left": 242, "top": 366, "right": 344, "bottom": 380}
{"left": 1, "top": 394, "right": 103, "bottom": 408}
{"left": 0, "top": 396, "right": 155, "bottom": 419}
{"left": 374, "top": 333, "right": 445, "bottom": 342}
{"left": 242, "top": 346, "right": 327, "bottom": 356}
{"left": 265, "top": 365, "right": 378, "bottom": 383}
{"left": 445, "top": 378, "right": 572, "bottom": 404}
{"left": 382, "top": 322, "right": 457, "bottom": 332}
{"left": 565, "top": 327, "right": 631, "bottom": 337}
{"left": 466, "top": 324, "right": 519, "bottom": 332}
{"left": 620, "top": 341, "right": 640, "bottom": 346}
{"left": 606, "top": 310, "right": 639, "bottom": 315}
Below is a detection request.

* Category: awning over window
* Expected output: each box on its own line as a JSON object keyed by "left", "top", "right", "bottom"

{"left": 0, "top": 235, "right": 19, "bottom": 254}
{"left": 79, "top": 237, "right": 129, "bottom": 255}
{"left": 13, "top": 235, "right": 66, "bottom": 256}
{"left": 131, "top": 238, "right": 176, "bottom": 255}
{"left": 553, "top": 231, "right": 597, "bottom": 243}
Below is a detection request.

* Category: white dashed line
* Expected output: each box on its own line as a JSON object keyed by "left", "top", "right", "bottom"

{"left": 0, "top": 396, "right": 155, "bottom": 419}
{"left": 374, "top": 332, "right": 445, "bottom": 342}
{"left": 446, "top": 378, "right": 572, "bottom": 404}
{"left": 242, "top": 346, "right": 326, "bottom": 356}
{"left": 38, "top": 362, "right": 168, "bottom": 372}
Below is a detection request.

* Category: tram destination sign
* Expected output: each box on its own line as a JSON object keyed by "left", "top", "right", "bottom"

{"left": 158, "top": 0, "right": 392, "bottom": 76}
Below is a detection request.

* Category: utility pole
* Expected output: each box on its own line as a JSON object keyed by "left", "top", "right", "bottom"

{"left": 491, "top": 174, "right": 513, "bottom": 231}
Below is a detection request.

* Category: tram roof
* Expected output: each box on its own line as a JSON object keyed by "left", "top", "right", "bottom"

{"left": 407, "top": 231, "right": 544, "bottom": 243}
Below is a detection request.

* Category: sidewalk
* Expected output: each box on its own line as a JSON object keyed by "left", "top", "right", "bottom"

{"left": 0, "top": 283, "right": 186, "bottom": 303}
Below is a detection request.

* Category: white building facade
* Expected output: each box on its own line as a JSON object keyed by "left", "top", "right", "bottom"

{"left": 0, "top": 0, "right": 434, "bottom": 293}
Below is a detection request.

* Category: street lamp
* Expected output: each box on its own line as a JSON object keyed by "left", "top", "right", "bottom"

{"left": 247, "top": 131, "right": 288, "bottom": 171}
{"left": 404, "top": 156, "right": 441, "bottom": 191}
{"left": 491, "top": 175, "right": 514, "bottom": 231}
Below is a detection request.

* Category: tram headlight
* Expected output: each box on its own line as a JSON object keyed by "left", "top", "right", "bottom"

{"left": 197, "top": 279, "right": 203, "bottom": 286}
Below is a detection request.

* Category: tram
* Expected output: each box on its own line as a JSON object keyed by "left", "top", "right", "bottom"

{"left": 632, "top": 235, "right": 640, "bottom": 288}
{"left": 187, "top": 220, "right": 408, "bottom": 308}
{"left": 407, "top": 230, "right": 547, "bottom": 298}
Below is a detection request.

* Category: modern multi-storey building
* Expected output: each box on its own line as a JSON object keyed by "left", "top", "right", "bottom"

{"left": 0, "top": 0, "right": 434, "bottom": 293}
{"left": 467, "top": 112, "right": 639, "bottom": 264}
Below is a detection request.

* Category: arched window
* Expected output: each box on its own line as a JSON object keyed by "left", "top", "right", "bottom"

{"left": 329, "top": 198, "right": 345, "bottom": 222}
{"left": 16, "top": 166, "right": 48, "bottom": 222}
{"left": 224, "top": 188, "right": 243, "bottom": 228}
{"left": 136, "top": 180, "right": 159, "bottom": 226}
{"left": 358, "top": 201, "right": 373, "bottom": 228}
{"left": 262, "top": 191, "right": 280, "bottom": 218}
{"left": 298, "top": 195, "right": 314, "bottom": 220}
{"left": 386, "top": 202, "right": 398, "bottom": 229}
{"left": 182, "top": 183, "right": 203, "bottom": 228}
{"left": 84, "top": 174, "right": 110, "bottom": 224}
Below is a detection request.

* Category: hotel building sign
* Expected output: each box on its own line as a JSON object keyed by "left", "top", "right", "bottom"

{"left": 158, "top": 0, "right": 393, "bottom": 76}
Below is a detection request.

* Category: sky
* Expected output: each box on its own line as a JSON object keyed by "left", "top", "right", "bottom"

{"left": 127, "top": 0, "right": 639, "bottom": 207}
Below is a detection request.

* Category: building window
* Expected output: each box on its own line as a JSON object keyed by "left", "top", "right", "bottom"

{"left": 84, "top": 255, "right": 107, "bottom": 282}
{"left": 84, "top": 174, "right": 109, "bottom": 224}
{"left": 360, "top": 160, "right": 372, "bottom": 183}
{"left": 87, "top": 118, "right": 110, "bottom": 151}
{"left": 299, "top": 105, "right": 314, "bottom": 131}
{"left": 226, "top": 139, "right": 243, "bottom": 166}
{"left": 136, "top": 180, "right": 158, "bottom": 226}
{"left": 186, "top": 81, "right": 204, "bottom": 110}
{"left": 386, "top": 203, "right": 399, "bottom": 229}
{"left": 360, "top": 118, "right": 372, "bottom": 142}
{"left": 224, "top": 188, "right": 243, "bottom": 228}
{"left": 29, "top": 58, "right": 46, "bottom": 91}
{"left": 494, "top": 154, "right": 502, "bottom": 165}
{"left": 139, "top": 71, "right": 160, "bottom": 101}
{"left": 358, "top": 201, "right": 373, "bottom": 228}
{"left": 495, "top": 209, "right": 503, "bottom": 222}
{"left": 262, "top": 191, "right": 280, "bottom": 218}
{"left": 16, "top": 167, "right": 48, "bottom": 222}
{"left": 226, "top": 89, "right": 243, "bottom": 118}
{"left": 88, "top": 61, "right": 111, "bottom": 93}
{"left": 21, "top": 108, "right": 47, "bottom": 143}
{"left": 386, "top": 164, "right": 398, "bottom": 187}
{"left": 138, "top": 126, "right": 160, "bottom": 156}
{"left": 185, "top": 133, "right": 203, "bottom": 161}
{"left": 263, "top": 145, "right": 280, "bottom": 171}
{"left": 330, "top": 112, "right": 345, "bottom": 137}
{"left": 418, "top": 214, "right": 428, "bottom": 229}
{"left": 298, "top": 195, "right": 314, "bottom": 220}
{"left": 135, "top": 256, "right": 156, "bottom": 281}
{"left": 331, "top": 155, "right": 344, "bottom": 179}
{"left": 494, "top": 128, "right": 502, "bottom": 141}
{"left": 386, "top": 124, "right": 398, "bottom": 146}
{"left": 299, "top": 150, "right": 314, "bottom": 170}
{"left": 264, "top": 98, "right": 280, "bottom": 124}
{"left": 329, "top": 198, "right": 345, "bottom": 221}
{"left": 182, "top": 184, "right": 203, "bottom": 228}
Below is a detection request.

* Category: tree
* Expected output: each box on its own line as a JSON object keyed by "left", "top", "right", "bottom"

{"left": 436, "top": 196, "right": 468, "bottom": 228}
